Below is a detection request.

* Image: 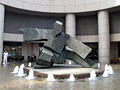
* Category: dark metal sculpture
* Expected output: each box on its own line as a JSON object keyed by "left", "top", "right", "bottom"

{"left": 20, "top": 21, "right": 97, "bottom": 68}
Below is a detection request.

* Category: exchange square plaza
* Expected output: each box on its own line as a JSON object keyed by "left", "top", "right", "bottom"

{"left": 0, "top": 0, "right": 120, "bottom": 90}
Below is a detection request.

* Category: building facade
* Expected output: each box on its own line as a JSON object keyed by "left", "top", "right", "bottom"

{"left": 0, "top": 0, "right": 120, "bottom": 69}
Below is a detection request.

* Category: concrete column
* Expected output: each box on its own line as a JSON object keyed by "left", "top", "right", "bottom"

{"left": 66, "top": 14, "right": 76, "bottom": 37}
{"left": 0, "top": 4, "right": 4, "bottom": 64}
{"left": 98, "top": 10, "right": 110, "bottom": 70}
{"left": 32, "top": 43, "right": 39, "bottom": 59}
{"left": 22, "top": 43, "right": 32, "bottom": 61}
{"left": 22, "top": 43, "right": 28, "bottom": 61}
{"left": 65, "top": 14, "right": 76, "bottom": 64}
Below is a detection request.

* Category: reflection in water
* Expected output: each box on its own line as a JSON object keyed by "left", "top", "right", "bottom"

{"left": 28, "top": 80, "right": 34, "bottom": 88}
{"left": 47, "top": 82, "right": 54, "bottom": 90}
{"left": 0, "top": 63, "right": 120, "bottom": 90}
{"left": 69, "top": 82, "right": 75, "bottom": 90}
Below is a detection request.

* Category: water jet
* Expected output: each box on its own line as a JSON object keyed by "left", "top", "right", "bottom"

{"left": 102, "top": 64, "right": 109, "bottom": 77}
{"left": 16, "top": 64, "right": 26, "bottom": 77}
{"left": 26, "top": 69, "right": 35, "bottom": 80}
{"left": 46, "top": 73, "right": 56, "bottom": 81}
{"left": 68, "top": 74, "right": 75, "bottom": 81}
{"left": 12, "top": 66, "right": 19, "bottom": 74}
{"left": 88, "top": 70, "right": 96, "bottom": 81}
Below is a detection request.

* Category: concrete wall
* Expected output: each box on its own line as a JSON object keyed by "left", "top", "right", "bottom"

{"left": 32, "top": 43, "right": 39, "bottom": 59}
{"left": 110, "top": 42, "right": 118, "bottom": 59}
{"left": 4, "top": 11, "right": 65, "bottom": 34}
{"left": 3, "top": 11, "right": 120, "bottom": 42}
{"left": 110, "top": 11, "right": 120, "bottom": 34}
{"left": 0, "top": 0, "right": 120, "bottom": 13}
{"left": 5, "top": 12, "right": 99, "bottom": 36}
{"left": 22, "top": 43, "right": 32, "bottom": 61}
{"left": 76, "top": 15, "right": 98, "bottom": 36}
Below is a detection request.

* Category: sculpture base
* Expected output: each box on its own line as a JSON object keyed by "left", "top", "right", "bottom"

{"left": 24, "top": 64, "right": 103, "bottom": 79}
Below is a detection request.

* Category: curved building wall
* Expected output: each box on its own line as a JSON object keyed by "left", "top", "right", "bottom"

{"left": 0, "top": 0, "right": 120, "bottom": 69}
{"left": 76, "top": 15, "right": 98, "bottom": 36}
{"left": 4, "top": 11, "right": 65, "bottom": 34}
{"left": 110, "top": 11, "right": 120, "bottom": 34}
{"left": 0, "top": 0, "right": 120, "bottom": 13}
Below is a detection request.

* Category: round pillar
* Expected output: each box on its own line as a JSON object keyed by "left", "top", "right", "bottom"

{"left": 98, "top": 10, "right": 110, "bottom": 70}
{"left": 65, "top": 14, "right": 76, "bottom": 64}
{"left": 66, "top": 14, "right": 76, "bottom": 37}
{"left": 0, "top": 4, "right": 5, "bottom": 64}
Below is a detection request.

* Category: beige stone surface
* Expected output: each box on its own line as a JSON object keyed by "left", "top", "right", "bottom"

{"left": 0, "top": 4, "right": 4, "bottom": 64}
{"left": 25, "top": 64, "right": 100, "bottom": 79}
{"left": 0, "top": 0, "right": 119, "bottom": 13}
{"left": 4, "top": 33, "right": 23, "bottom": 42}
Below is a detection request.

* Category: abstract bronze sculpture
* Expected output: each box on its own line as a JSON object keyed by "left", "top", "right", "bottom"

{"left": 20, "top": 21, "right": 97, "bottom": 68}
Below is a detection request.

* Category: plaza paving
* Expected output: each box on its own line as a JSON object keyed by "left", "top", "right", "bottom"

{"left": 0, "top": 63, "right": 120, "bottom": 90}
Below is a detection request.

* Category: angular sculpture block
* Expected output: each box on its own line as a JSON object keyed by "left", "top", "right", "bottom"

{"left": 20, "top": 21, "right": 97, "bottom": 68}
{"left": 20, "top": 28, "right": 51, "bottom": 41}
{"left": 66, "top": 34, "right": 92, "bottom": 59}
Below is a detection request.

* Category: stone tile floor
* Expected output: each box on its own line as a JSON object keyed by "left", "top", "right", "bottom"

{"left": 0, "top": 63, "right": 120, "bottom": 90}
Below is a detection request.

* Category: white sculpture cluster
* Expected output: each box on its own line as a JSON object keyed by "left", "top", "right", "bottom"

{"left": 102, "top": 64, "right": 114, "bottom": 77}
{"left": 88, "top": 63, "right": 114, "bottom": 81}
{"left": 12, "top": 62, "right": 35, "bottom": 80}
